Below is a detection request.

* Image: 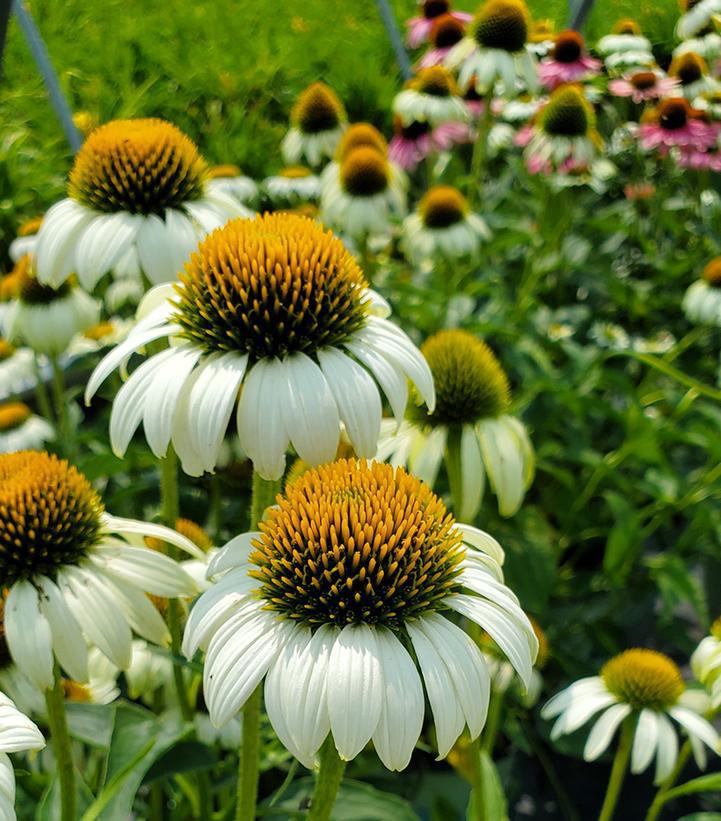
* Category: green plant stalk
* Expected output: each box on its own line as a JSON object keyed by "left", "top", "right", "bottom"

{"left": 644, "top": 740, "right": 691, "bottom": 821}
{"left": 468, "top": 736, "right": 486, "bottom": 821}
{"left": 307, "top": 736, "right": 346, "bottom": 821}
{"left": 49, "top": 353, "right": 74, "bottom": 457}
{"left": 235, "top": 472, "right": 283, "bottom": 821}
{"left": 598, "top": 716, "right": 635, "bottom": 821}
{"left": 32, "top": 354, "right": 54, "bottom": 423}
{"left": 481, "top": 689, "right": 504, "bottom": 753}
{"left": 45, "top": 668, "right": 76, "bottom": 821}
{"left": 469, "top": 95, "right": 493, "bottom": 208}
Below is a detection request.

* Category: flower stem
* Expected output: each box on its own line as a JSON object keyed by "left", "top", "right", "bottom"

{"left": 45, "top": 667, "right": 76, "bottom": 821}
{"left": 32, "top": 354, "right": 54, "bottom": 423}
{"left": 644, "top": 740, "right": 691, "bottom": 821}
{"left": 49, "top": 353, "right": 74, "bottom": 458}
{"left": 308, "top": 736, "right": 346, "bottom": 821}
{"left": 234, "top": 470, "right": 283, "bottom": 821}
{"left": 469, "top": 736, "right": 486, "bottom": 821}
{"left": 481, "top": 690, "right": 504, "bottom": 753}
{"left": 598, "top": 716, "right": 635, "bottom": 821}
{"left": 469, "top": 97, "right": 493, "bottom": 208}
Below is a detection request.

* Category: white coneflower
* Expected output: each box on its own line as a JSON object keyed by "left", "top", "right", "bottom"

{"left": 321, "top": 146, "right": 407, "bottom": 238}
{"left": 8, "top": 215, "right": 43, "bottom": 264}
{"left": 65, "top": 318, "right": 133, "bottom": 358}
{"left": 263, "top": 166, "right": 322, "bottom": 204}
{"left": 542, "top": 649, "right": 720, "bottom": 783}
{"left": 86, "top": 213, "right": 433, "bottom": 480}
{"left": 677, "top": 0, "right": 721, "bottom": 40}
{"left": 446, "top": 0, "right": 538, "bottom": 96}
{"left": 0, "top": 450, "right": 200, "bottom": 690}
{"left": 183, "top": 458, "right": 538, "bottom": 770}
{"left": 0, "top": 341, "right": 35, "bottom": 402}
{"left": 206, "top": 164, "right": 258, "bottom": 208}
{"left": 281, "top": 82, "right": 347, "bottom": 167}
{"left": 0, "top": 693, "right": 45, "bottom": 819}
{"left": 401, "top": 185, "right": 489, "bottom": 264}
{"left": 675, "top": 30, "right": 721, "bottom": 62}
{"left": 691, "top": 616, "right": 721, "bottom": 709}
{"left": 0, "top": 403, "right": 53, "bottom": 454}
{"left": 683, "top": 256, "right": 721, "bottom": 325}
{"left": 597, "top": 19, "right": 655, "bottom": 73}
{"left": 33, "top": 118, "right": 247, "bottom": 290}
{"left": 482, "top": 617, "right": 548, "bottom": 707}
{"left": 527, "top": 19, "right": 555, "bottom": 58}
{"left": 377, "top": 330, "right": 534, "bottom": 519}
{"left": 670, "top": 51, "right": 721, "bottom": 98}
{"left": 393, "top": 66, "right": 470, "bottom": 126}
{"left": 5, "top": 258, "right": 99, "bottom": 357}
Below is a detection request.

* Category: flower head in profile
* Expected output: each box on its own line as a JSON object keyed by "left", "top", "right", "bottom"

{"left": 639, "top": 97, "right": 719, "bottom": 150}
{"left": 264, "top": 166, "right": 321, "bottom": 205}
{"left": 669, "top": 51, "right": 719, "bottom": 98}
{"left": 0, "top": 692, "right": 45, "bottom": 817}
{"left": 691, "top": 616, "right": 721, "bottom": 709}
{"left": 527, "top": 19, "right": 555, "bottom": 57}
{"left": 683, "top": 256, "right": 721, "bottom": 325}
{"left": 0, "top": 451, "right": 200, "bottom": 691}
{"left": 597, "top": 19, "right": 655, "bottom": 73}
{"left": 205, "top": 164, "right": 258, "bottom": 208}
{"left": 608, "top": 70, "right": 680, "bottom": 103}
{"left": 402, "top": 185, "right": 490, "bottom": 264}
{"left": 394, "top": 67, "right": 470, "bottom": 127}
{"left": 0, "top": 402, "right": 53, "bottom": 454}
{"left": 542, "top": 648, "right": 720, "bottom": 783}
{"left": 377, "top": 330, "right": 534, "bottom": 519}
{"left": 676, "top": 0, "right": 721, "bottom": 40}
{"left": 446, "top": 0, "right": 538, "bottom": 96}
{"left": 388, "top": 117, "right": 469, "bottom": 170}
{"left": 86, "top": 213, "right": 433, "bottom": 479}
{"left": 538, "top": 30, "right": 602, "bottom": 89}
{"left": 517, "top": 84, "right": 602, "bottom": 175}
{"left": 406, "top": 0, "right": 472, "bottom": 49}
{"left": 8, "top": 215, "right": 43, "bottom": 264}
{"left": 281, "top": 82, "right": 347, "bottom": 167}
{"left": 419, "top": 14, "right": 468, "bottom": 67}
{"left": 0, "top": 341, "right": 35, "bottom": 400}
{"left": 183, "top": 459, "right": 537, "bottom": 769}
{"left": 34, "top": 119, "right": 248, "bottom": 290}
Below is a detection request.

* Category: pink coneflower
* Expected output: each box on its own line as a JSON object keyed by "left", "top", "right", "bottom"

{"left": 677, "top": 147, "right": 721, "bottom": 170}
{"left": 639, "top": 98, "right": 719, "bottom": 150}
{"left": 389, "top": 117, "right": 471, "bottom": 170}
{"left": 418, "top": 14, "right": 467, "bottom": 67}
{"left": 407, "top": 0, "right": 472, "bottom": 49}
{"left": 609, "top": 70, "right": 681, "bottom": 103}
{"left": 538, "top": 30, "right": 602, "bottom": 90}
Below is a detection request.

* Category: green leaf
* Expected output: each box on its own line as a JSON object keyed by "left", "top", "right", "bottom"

{"left": 465, "top": 751, "right": 508, "bottom": 821}
{"left": 65, "top": 703, "right": 114, "bottom": 748}
{"left": 81, "top": 701, "right": 192, "bottom": 821}
{"left": 143, "top": 740, "right": 218, "bottom": 783}
{"left": 664, "top": 773, "right": 721, "bottom": 802}
{"left": 35, "top": 772, "right": 95, "bottom": 821}
{"left": 603, "top": 492, "right": 642, "bottom": 583}
{"left": 678, "top": 814, "right": 721, "bottom": 820}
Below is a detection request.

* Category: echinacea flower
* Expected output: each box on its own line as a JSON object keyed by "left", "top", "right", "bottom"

{"left": 639, "top": 97, "right": 719, "bottom": 150}
{"left": 691, "top": 616, "right": 721, "bottom": 709}
{"left": 0, "top": 341, "right": 35, "bottom": 401}
{"left": 34, "top": 119, "right": 247, "bottom": 290}
{"left": 447, "top": 0, "right": 538, "bottom": 96}
{"left": 674, "top": 31, "right": 721, "bottom": 62}
{"left": 5, "top": 258, "right": 99, "bottom": 356}
{"left": 609, "top": 70, "right": 681, "bottom": 102}
{"left": 8, "top": 216, "right": 43, "bottom": 264}
{"left": 598, "top": 20, "right": 655, "bottom": 74}
{"left": 669, "top": 51, "right": 720, "bottom": 98}
{"left": 281, "top": 82, "right": 347, "bottom": 167}
{"left": 263, "top": 166, "right": 321, "bottom": 204}
{"left": 542, "top": 648, "right": 720, "bottom": 783}
{"left": 683, "top": 256, "right": 721, "bottom": 325}
{"left": 377, "top": 330, "right": 534, "bottom": 519}
{"left": 517, "top": 84, "right": 602, "bottom": 174}
{"left": 0, "top": 693, "right": 44, "bottom": 819}
{"left": 538, "top": 30, "right": 602, "bottom": 89}
{"left": 86, "top": 213, "right": 433, "bottom": 479}
{"left": 527, "top": 19, "right": 555, "bottom": 58}
{"left": 418, "top": 14, "right": 467, "bottom": 67}
{"left": 401, "top": 185, "right": 490, "bottom": 264}
{"left": 0, "top": 450, "right": 200, "bottom": 690}
{"left": 205, "top": 164, "right": 258, "bottom": 208}
{"left": 677, "top": 0, "right": 721, "bottom": 40}
{"left": 321, "top": 146, "right": 407, "bottom": 238}
{"left": 183, "top": 458, "right": 538, "bottom": 769}
{"left": 393, "top": 66, "right": 470, "bottom": 126}
{"left": 389, "top": 117, "right": 469, "bottom": 169}
{"left": 482, "top": 617, "right": 548, "bottom": 707}
{"left": 65, "top": 318, "right": 132, "bottom": 359}
{"left": 406, "top": 0, "right": 472, "bottom": 49}
{"left": 0, "top": 403, "right": 53, "bottom": 454}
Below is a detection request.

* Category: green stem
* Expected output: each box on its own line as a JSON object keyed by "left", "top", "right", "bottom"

{"left": 45, "top": 668, "right": 76, "bottom": 821}
{"left": 481, "top": 690, "right": 504, "bottom": 753}
{"left": 249, "top": 471, "right": 282, "bottom": 529}
{"left": 32, "top": 355, "right": 54, "bottom": 423}
{"left": 468, "top": 736, "right": 486, "bottom": 821}
{"left": 48, "top": 354, "right": 73, "bottom": 458}
{"left": 469, "top": 97, "right": 493, "bottom": 208}
{"left": 307, "top": 737, "right": 346, "bottom": 821}
{"left": 598, "top": 716, "right": 635, "bottom": 821}
{"left": 644, "top": 740, "right": 691, "bottom": 821}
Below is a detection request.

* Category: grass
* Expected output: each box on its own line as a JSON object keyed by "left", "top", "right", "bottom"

{"left": 0, "top": 0, "right": 678, "bottom": 257}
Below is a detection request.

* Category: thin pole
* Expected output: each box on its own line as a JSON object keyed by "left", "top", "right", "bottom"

{"left": 375, "top": 0, "right": 413, "bottom": 81}
{"left": 11, "top": 0, "right": 82, "bottom": 152}
{"left": 568, "top": 0, "right": 596, "bottom": 31}
{"left": 0, "top": 0, "right": 12, "bottom": 78}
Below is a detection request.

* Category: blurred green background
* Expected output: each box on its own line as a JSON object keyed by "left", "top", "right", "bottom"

{"left": 0, "top": 0, "right": 679, "bottom": 247}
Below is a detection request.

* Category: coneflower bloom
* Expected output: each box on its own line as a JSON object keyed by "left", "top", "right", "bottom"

{"left": 281, "top": 82, "right": 347, "bottom": 167}
{"left": 401, "top": 186, "right": 490, "bottom": 264}
{"left": 0, "top": 403, "right": 53, "bottom": 454}
{"left": 205, "top": 164, "right": 258, "bottom": 209}
{"left": 516, "top": 85, "right": 602, "bottom": 174}
{"left": 393, "top": 66, "right": 470, "bottom": 126}
{"left": 389, "top": 117, "right": 469, "bottom": 169}
{"left": 542, "top": 649, "right": 720, "bottom": 783}
{"left": 674, "top": 31, "right": 721, "bottom": 62}
{"left": 418, "top": 14, "right": 467, "bottom": 67}
{"left": 597, "top": 19, "right": 654, "bottom": 71}
{"left": 376, "top": 330, "right": 534, "bottom": 520}
{"left": 0, "top": 341, "right": 35, "bottom": 401}
{"left": 670, "top": 51, "right": 720, "bottom": 99}
{"left": 609, "top": 70, "right": 680, "bottom": 102}
{"left": 8, "top": 215, "right": 43, "bottom": 264}
{"left": 677, "top": 0, "right": 721, "bottom": 40}
{"left": 0, "top": 693, "right": 44, "bottom": 818}
{"left": 639, "top": 98, "right": 719, "bottom": 150}
{"left": 481, "top": 617, "right": 548, "bottom": 707}
{"left": 263, "top": 166, "right": 321, "bottom": 205}
{"left": 0, "top": 450, "right": 200, "bottom": 690}
{"left": 34, "top": 119, "right": 247, "bottom": 290}
{"left": 86, "top": 213, "right": 433, "bottom": 479}
{"left": 538, "top": 30, "right": 602, "bottom": 89}
{"left": 406, "top": 0, "right": 472, "bottom": 48}
{"left": 527, "top": 19, "right": 555, "bottom": 58}
{"left": 691, "top": 616, "right": 721, "bottom": 709}
{"left": 65, "top": 318, "right": 132, "bottom": 358}
{"left": 683, "top": 256, "right": 721, "bottom": 325}
{"left": 5, "top": 258, "right": 99, "bottom": 356}
{"left": 321, "top": 146, "right": 407, "bottom": 238}
{"left": 447, "top": 0, "right": 538, "bottom": 96}
{"left": 183, "top": 459, "right": 538, "bottom": 769}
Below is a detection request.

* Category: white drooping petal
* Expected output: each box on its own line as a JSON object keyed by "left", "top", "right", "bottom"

{"left": 456, "top": 523, "right": 506, "bottom": 567}
{"left": 317, "top": 347, "right": 381, "bottom": 458}
{"left": 372, "top": 627, "right": 425, "bottom": 771}
{"left": 631, "top": 709, "right": 659, "bottom": 774}
{"left": 654, "top": 712, "right": 678, "bottom": 784}
{"left": 458, "top": 425, "right": 485, "bottom": 521}
{"left": 4, "top": 581, "right": 54, "bottom": 691}
{"left": 408, "top": 425, "right": 446, "bottom": 488}
{"left": 541, "top": 678, "right": 607, "bottom": 719}
{"left": 93, "top": 571, "right": 170, "bottom": 645}
{"left": 345, "top": 338, "right": 409, "bottom": 424}
{"left": 478, "top": 417, "right": 525, "bottom": 517}
{"left": 0, "top": 698, "right": 45, "bottom": 753}
{"left": 327, "top": 624, "right": 384, "bottom": 761}
{"left": 583, "top": 704, "right": 632, "bottom": 761}
{"left": 206, "top": 533, "right": 260, "bottom": 578}
{"left": 103, "top": 514, "right": 206, "bottom": 559}
{"left": 35, "top": 576, "right": 89, "bottom": 683}
{"left": 35, "top": 199, "right": 96, "bottom": 287}
{"left": 94, "top": 544, "right": 197, "bottom": 597}
{"left": 0, "top": 752, "right": 15, "bottom": 813}
{"left": 74, "top": 212, "right": 141, "bottom": 289}
{"left": 669, "top": 706, "right": 720, "bottom": 752}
